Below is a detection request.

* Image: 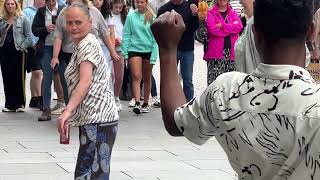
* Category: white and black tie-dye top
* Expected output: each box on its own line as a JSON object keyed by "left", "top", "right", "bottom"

{"left": 65, "top": 33, "right": 119, "bottom": 126}
{"left": 175, "top": 63, "right": 320, "bottom": 180}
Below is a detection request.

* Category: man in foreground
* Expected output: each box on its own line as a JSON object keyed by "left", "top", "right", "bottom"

{"left": 152, "top": 0, "right": 320, "bottom": 179}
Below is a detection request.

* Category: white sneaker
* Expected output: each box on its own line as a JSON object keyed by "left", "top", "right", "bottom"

{"left": 151, "top": 97, "right": 161, "bottom": 108}
{"left": 128, "top": 98, "right": 136, "bottom": 107}
{"left": 51, "top": 103, "right": 66, "bottom": 115}
{"left": 117, "top": 103, "right": 122, "bottom": 111}
{"left": 141, "top": 104, "right": 150, "bottom": 113}
{"left": 16, "top": 107, "right": 25, "bottom": 112}
{"left": 115, "top": 99, "right": 122, "bottom": 111}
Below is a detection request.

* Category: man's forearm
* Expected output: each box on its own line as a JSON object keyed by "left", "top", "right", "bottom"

{"left": 103, "top": 35, "right": 116, "bottom": 55}
{"left": 160, "top": 48, "right": 185, "bottom": 136}
{"left": 53, "top": 37, "right": 63, "bottom": 58}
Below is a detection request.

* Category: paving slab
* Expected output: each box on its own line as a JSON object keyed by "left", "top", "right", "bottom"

{"left": 0, "top": 163, "right": 66, "bottom": 175}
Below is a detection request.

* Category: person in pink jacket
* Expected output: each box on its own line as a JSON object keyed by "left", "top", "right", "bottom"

{"left": 204, "top": 0, "right": 242, "bottom": 85}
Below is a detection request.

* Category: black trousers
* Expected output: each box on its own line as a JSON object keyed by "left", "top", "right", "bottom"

{"left": 0, "top": 43, "right": 26, "bottom": 109}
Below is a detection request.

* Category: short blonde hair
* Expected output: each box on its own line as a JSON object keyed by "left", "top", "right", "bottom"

{"left": 0, "top": 0, "right": 22, "bottom": 20}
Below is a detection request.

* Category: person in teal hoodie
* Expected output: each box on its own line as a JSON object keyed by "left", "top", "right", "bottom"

{"left": 121, "top": 0, "right": 158, "bottom": 115}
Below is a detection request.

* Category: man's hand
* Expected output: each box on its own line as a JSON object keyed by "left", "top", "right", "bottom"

{"left": 151, "top": 11, "right": 186, "bottom": 51}
{"left": 51, "top": 57, "right": 59, "bottom": 69}
{"left": 46, "top": 24, "right": 55, "bottom": 33}
{"left": 190, "top": 4, "right": 199, "bottom": 16}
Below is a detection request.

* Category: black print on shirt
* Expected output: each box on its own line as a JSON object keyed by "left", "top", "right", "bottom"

{"left": 194, "top": 69, "right": 320, "bottom": 179}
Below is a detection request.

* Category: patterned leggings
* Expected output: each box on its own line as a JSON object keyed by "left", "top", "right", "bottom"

{"left": 206, "top": 49, "right": 236, "bottom": 85}
{"left": 74, "top": 122, "right": 118, "bottom": 180}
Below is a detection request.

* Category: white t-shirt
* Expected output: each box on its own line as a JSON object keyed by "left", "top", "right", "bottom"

{"left": 44, "top": 4, "right": 58, "bottom": 46}
{"left": 112, "top": 13, "right": 124, "bottom": 52}
{"left": 112, "top": 13, "right": 123, "bottom": 41}
{"left": 106, "top": 16, "right": 115, "bottom": 26}
{"left": 175, "top": 63, "right": 320, "bottom": 180}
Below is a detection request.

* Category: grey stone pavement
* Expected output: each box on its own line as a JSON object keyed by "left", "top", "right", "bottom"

{"left": 0, "top": 43, "right": 237, "bottom": 180}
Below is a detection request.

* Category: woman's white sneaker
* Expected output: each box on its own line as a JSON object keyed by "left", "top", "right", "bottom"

{"left": 129, "top": 98, "right": 136, "bottom": 107}
{"left": 141, "top": 104, "right": 150, "bottom": 113}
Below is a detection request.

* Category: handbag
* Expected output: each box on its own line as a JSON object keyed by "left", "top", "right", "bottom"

{"left": 194, "top": 20, "right": 209, "bottom": 52}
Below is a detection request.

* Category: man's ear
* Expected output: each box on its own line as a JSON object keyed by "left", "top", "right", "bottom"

{"left": 306, "top": 20, "right": 316, "bottom": 42}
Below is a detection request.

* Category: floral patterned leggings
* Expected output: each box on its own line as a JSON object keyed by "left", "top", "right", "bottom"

{"left": 74, "top": 121, "right": 118, "bottom": 180}
{"left": 206, "top": 49, "right": 236, "bottom": 86}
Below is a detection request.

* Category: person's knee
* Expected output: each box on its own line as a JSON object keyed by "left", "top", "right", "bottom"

{"left": 131, "top": 71, "right": 142, "bottom": 82}
{"left": 31, "top": 70, "right": 43, "bottom": 79}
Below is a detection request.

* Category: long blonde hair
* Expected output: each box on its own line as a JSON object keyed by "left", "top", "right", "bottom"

{"left": 144, "top": 4, "right": 155, "bottom": 25}
{"left": 0, "top": 0, "right": 23, "bottom": 20}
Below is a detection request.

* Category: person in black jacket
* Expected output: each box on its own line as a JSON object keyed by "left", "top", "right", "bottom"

{"left": 32, "top": 0, "right": 65, "bottom": 121}
{"left": 157, "top": 0, "right": 199, "bottom": 101}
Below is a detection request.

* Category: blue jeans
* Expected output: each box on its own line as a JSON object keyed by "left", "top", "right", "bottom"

{"left": 177, "top": 50, "right": 194, "bottom": 101}
{"left": 57, "top": 52, "right": 70, "bottom": 104}
{"left": 39, "top": 46, "right": 67, "bottom": 109}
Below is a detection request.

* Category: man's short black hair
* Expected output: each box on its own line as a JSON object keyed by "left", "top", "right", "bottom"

{"left": 254, "top": 0, "right": 313, "bottom": 42}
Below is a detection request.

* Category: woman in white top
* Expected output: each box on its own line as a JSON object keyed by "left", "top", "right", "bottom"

{"left": 93, "top": 0, "right": 116, "bottom": 75}
{"left": 57, "top": 3, "right": 119, "bottom": 179}
{"left": 111, "top": 0, "right": 127, "bottom": 111}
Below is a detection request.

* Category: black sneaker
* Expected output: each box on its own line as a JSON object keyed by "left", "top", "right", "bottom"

{"left": 133, "top": 104, "right": 141, "bottom": 114}
{"left": 29, "top": 97, "right": 38, "bottom": 108}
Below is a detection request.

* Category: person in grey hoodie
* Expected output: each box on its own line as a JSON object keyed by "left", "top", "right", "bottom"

{"left": 235, "top": 0, "right": 258, "bottom": 73}
{"left": 235, "top": 0, "right": 310, "bottom": 74}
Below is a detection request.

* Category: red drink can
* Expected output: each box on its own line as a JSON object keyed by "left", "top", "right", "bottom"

{"left": 60, "top": 123, "right": 70, "bottom": 144}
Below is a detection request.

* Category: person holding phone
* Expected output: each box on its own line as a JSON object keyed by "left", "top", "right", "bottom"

{"left": 32, "top": 0, "right": 65, "bottom": 121}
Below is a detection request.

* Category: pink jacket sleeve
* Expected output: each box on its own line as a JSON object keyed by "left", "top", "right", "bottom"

{"left": 206, "top": 11, "right": 230, "bottom": 37}
{"left": 221, "top": 12, "right": 243, "bottom": 34}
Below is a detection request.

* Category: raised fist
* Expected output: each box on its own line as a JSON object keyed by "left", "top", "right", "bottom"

{"left": 151, "top": 11, "right": 186, "bottom": 50}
